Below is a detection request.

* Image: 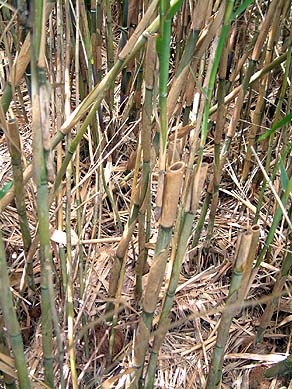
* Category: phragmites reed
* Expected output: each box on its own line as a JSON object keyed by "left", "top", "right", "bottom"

{"left": 0, "top": 1, "right": 291, "bottom": 388}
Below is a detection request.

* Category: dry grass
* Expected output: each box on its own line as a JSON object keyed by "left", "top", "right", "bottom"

{"left": 0, "top": 1, "right": 292, "bottom": 388}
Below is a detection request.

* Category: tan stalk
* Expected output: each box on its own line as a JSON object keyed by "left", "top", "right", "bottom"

{"left": 241, "top": 0, "right": 284, "bottom": 181}
{"left": 206, "top": 225, "right": 260, "bottom": 388}
{"left": 131, "top": 161, "right": 184, "bottom": 386}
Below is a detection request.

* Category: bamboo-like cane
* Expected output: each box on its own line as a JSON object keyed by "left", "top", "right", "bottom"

{"left": 253, "top": 32, "right": 292, "bottom": 224}
{"left": 194, "top": 0, "right": 277, "bottom": 247}
{"left": 0, "top": 232, "right": 32, "bottom": 388}
{"left": 0, "top": 2, "right": 289, "bottom": 215}
{"left": 130, "top": 161, "right": 184, "bottom": 386}
{"left": 63, "top": 1, "right": 78, "bottom": 387}
{"left": 145, "top": 163, "right": 208, "bottom": 388}
{"left": 107, "top": 145, "right": 142, "bottom": 363}
{"left": 206, "top": 44, "right": 228, "bottom": 241}
{"left": 155, "top": 0, "right": 175, "bottom": 218}
{"left": 6, "top": 118, "right": 33, "bottom": 290}
{"left": 136, "top": 35, "right": 156, "bottom": 300}
{"left": 206, "top": 225, "right": 260, "bottom": 388}
{"left": 0, "top": 316, "right": 17, "bottom": 388}
{"left": 1, "top": 1, "right": 55, "bottom": 113}
{"left": 256, "top": 242, "right": 292, "bottom": 343}
{"left": 31, "top": 1, "right": 54, "bottom": 385}
{"left": 105, "top": 0, "right": 114, "bottom": 114}
{"left": 242, "top": 0, "right": 285, "bottom": 181}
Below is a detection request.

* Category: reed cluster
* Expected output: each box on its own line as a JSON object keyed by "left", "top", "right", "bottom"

{"left": 0, "top": 1, "right": 291, "bottom": 388}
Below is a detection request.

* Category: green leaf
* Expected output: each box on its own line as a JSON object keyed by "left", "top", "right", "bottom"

{"left": 257, "top": 111, "right": 292, "bottom": 142}
{"left": 0, "top": 181, "right": 13, "bottom": 200}
{"left": 166, "top": 0, "right": 183, "bottom": 20}
{"left": 231, "top": 0, "right": 255, "bottom": 21}
{"left": 279, "top": 161, "right": 289, "bottom": 191}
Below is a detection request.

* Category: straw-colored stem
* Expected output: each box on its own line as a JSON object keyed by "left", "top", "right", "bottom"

{"left": 256, "top": 242, "right": 292, "bottom": 343}
{"left": 242, "top": 1, "right": 284, "bottom": 181}
{"left": 0, "top": 232, "right": 32, "bottom": 388}
{"left": 64, "top": 1, "right": 78, "bottom": 386}
{"left": 131, "top": 161, "right": 184, "bottom": 384}
{"left": 206, "top": 226, "right": 260, "bottom": 388}
{"left": 136, "top": 36, "right": 155, "bottom": 298}
{"left": 1, "top": 3, "right": 289, "bottom": 214}
{"left": 206, "top": 46, "right": 228, "bottom": 240}
{"left": 145, "top": 163, "right": 208, "bottom": 387}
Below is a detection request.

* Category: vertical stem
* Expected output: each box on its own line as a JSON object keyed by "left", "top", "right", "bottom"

{"left": 0, "top": 232, "right": 32, "bottom": 388}
{"left": 64, "top": 1, "right": 78, "bottom": 387}
{"left": 31, "top": 0, "right": 54, "bottom": 385}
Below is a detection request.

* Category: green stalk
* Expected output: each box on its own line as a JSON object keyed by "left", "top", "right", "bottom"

{"left": 0, "top": 319, "right": 16, "bottom": 388}
{"left": 256, "top": 173, "right": 292, "bottom": 266}
{"left": 242, "top": 3, "right": 284, "bottom": 181}
{"left": 6, "top": 118, "right": 33, "bottom": 290}
{"left": 206, "top": 47, "right": 228, "bottom": 241}
{"left": 105, "top": 0, "right": 114, "bottom": 73}
{"left": 0, "top": 1, "right": 56, "bottom": 114}
{"left": 193, "top": 0, "right": 273, "bottom": 246}
{"left": 132, "top": 226, "right": 173, "bottom": 386}
{"left": 185, "top": 2, "right": 234, "bottom": 249}
{"left": 104, "top": 0, "right": 115, "bottom": 136}
{"left": 157, "top": 0, "right": 172, "bottom": 153}
{"left": 131, "top": 162, "right": 184, "bottom": 386}
{"left": 253, "top": 38, "right": 292, "bottom": 223}
{"left": 2, "top": 0, "right": 288, "bottom": 215}
{"left": 256, "top": 241, "right": 292, "bottom": 343}
{"left": 64, "top": 1, "right": 78, "bottom": 386}
{"left": 0, "top": 232, "right": 32, "bottom": 388}
{"left": 135, "top": 35, "right": 156, "bottom": 300}
{"left": 31, "top": 0, "right": 54, "bottom": 385}
{"left": 199, "top": 0, "right": 234, "bottom": 153}
{"left": 75, "top": 0, "right": 89, "bottom": 359}
{"left": 145, "top": 163, "right": 208, "bottom": 388}
{"left": 206, "top": 226, "right": 260, "bottom": 388}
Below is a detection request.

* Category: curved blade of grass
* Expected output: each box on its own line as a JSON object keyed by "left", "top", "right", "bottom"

{"left": 231, "top": 0, "right": 255, "bottom": 20}
{"left": 0, "top": 181, "right": 13, "bottom": 200}
{"left": 257, "top": 111, "right": 292, "bottom": 142}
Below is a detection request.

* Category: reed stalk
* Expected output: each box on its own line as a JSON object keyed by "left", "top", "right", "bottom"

{"left": 241, "top": 1, "right": 284, "bottom": 181}
{"left": 1, "top": 1, "right": 55, "bottom": 114}
{"left": 31, "top": 1, "right": 54, "bottom": 385}
{"left": 74, "top": 0, "right": 89, "bottom": 359}
{"left": 135, "top": 35, "right": 156, "bottom": 300}
{"left": 1, "top": 1, "right": 289, "bottom": 215}
{"left": 108, "top": 147, "right": 142, "bottom": 362}
{"left": 256, "top": 241, "right": 292, "bottom": 343}
{"left": 64, "top": 1, "right": 78, "bottom": 386}
{"left": 145, "top": 163, "right": 208, "bottom": 388}
{"left": 0, "top": 232, "right": 32, "bottom": 388}
{"left": 206, "top": 47, "right": 228, "bottom": 241}
{"left": 0, "top": 317, "right": 16, "bottom": 388}
{"left": 6, "top": 118, "right": 33, "bottom": 290}
{"left": 253, "top": 37, "right": 292, "bottom": 224}
{"left": 194, "top": 0, "right": 276, "bottom": 247}
{"left": 206, "top": 225, "right": 260, "bottom": 388}
{"left": 55, "top": 0, "right": 67, "bottom": 297}
{"left": 131, "top": 161, "right": 184, "bottom": 386}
